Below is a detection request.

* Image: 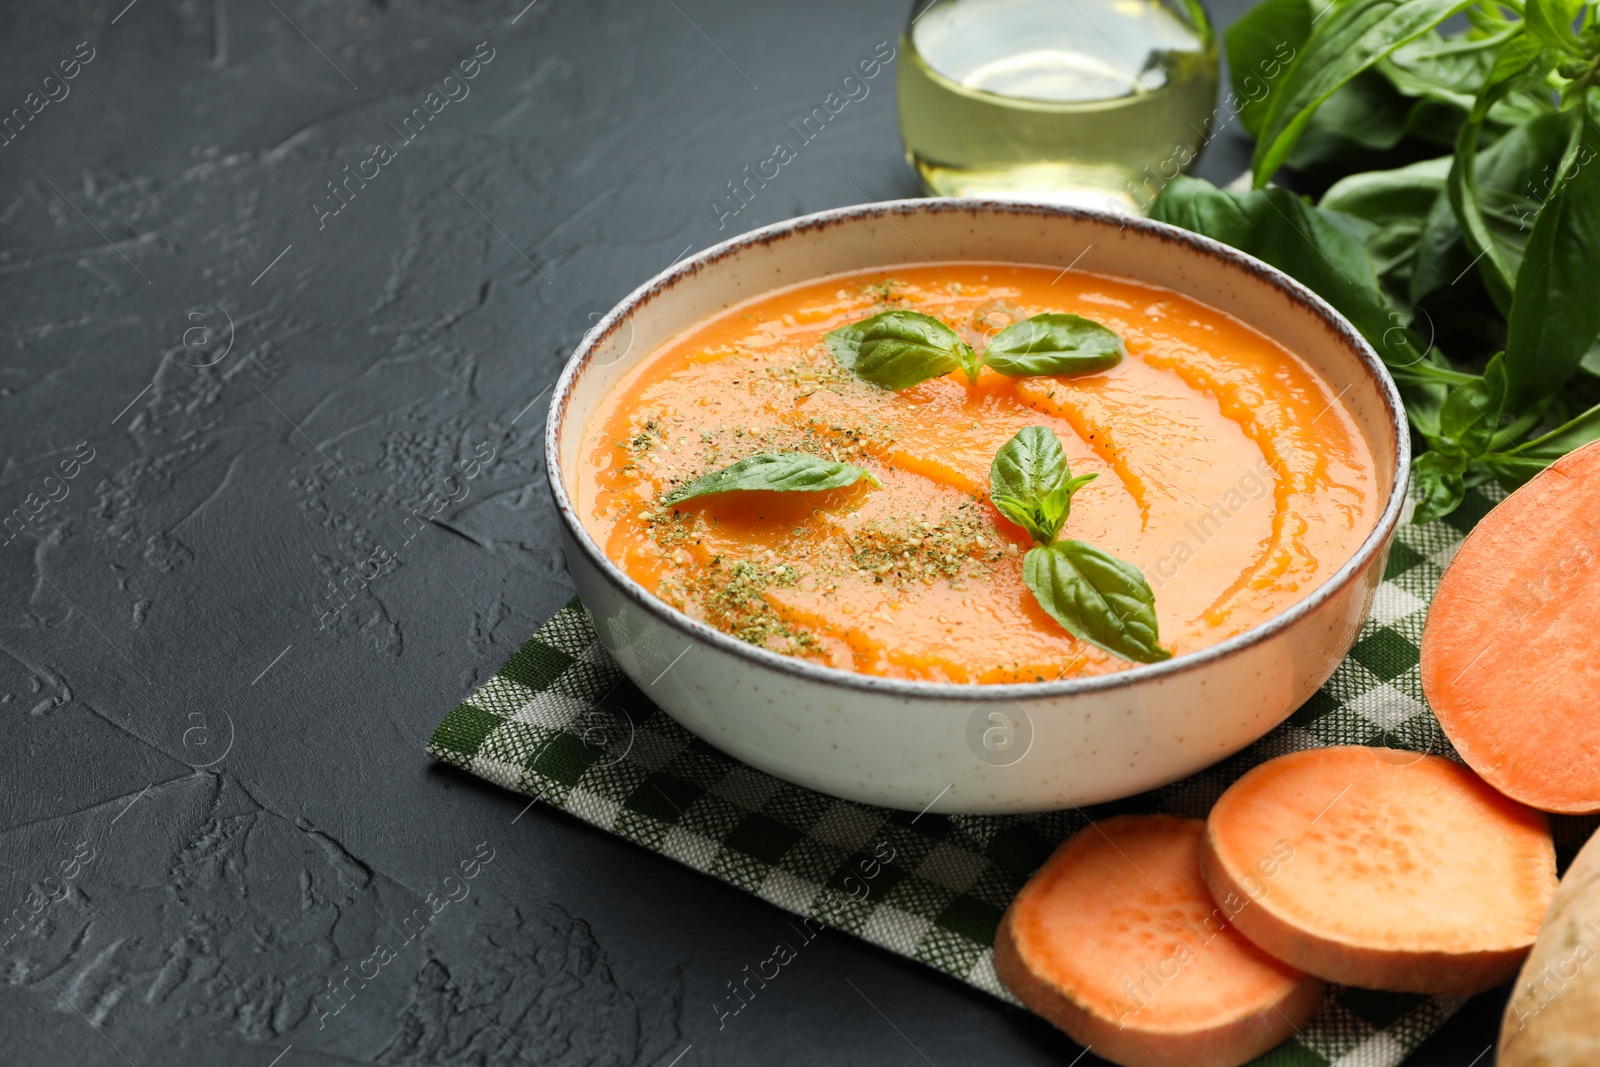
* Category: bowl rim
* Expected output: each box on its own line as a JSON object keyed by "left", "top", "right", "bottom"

{"left": 544, "top": 197, "right": 1412, "bottom": 703}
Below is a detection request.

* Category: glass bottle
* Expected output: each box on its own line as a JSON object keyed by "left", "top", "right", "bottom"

{"left": 896, "top": 0, "right": 1220, "bottom": 213}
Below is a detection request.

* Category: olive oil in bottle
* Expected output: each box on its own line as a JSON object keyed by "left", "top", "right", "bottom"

{"left": 897, "top": 0, "right": 1219, "bottom": 212}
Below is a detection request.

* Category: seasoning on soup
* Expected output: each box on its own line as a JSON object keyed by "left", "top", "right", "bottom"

{"left": 575, "top": 263, "right": 1376, "bottom": 684}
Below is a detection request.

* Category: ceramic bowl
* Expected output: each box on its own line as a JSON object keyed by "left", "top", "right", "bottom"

{"left": 545, "top": 199, "right": 1408, "bottom": 815}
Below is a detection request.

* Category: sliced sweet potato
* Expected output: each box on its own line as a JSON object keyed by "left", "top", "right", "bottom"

{"left": 1500, "top": 827, "right": 1600, "bottom": 1065}
{"left": 1201, "top": 746, "right": 1557, "bottom": 994}
{"left": 995, "top": 814, "right": 1323, "bottom": 1067}
{"left": 1420, "top": 439, "right": 1600, "bottom": 814}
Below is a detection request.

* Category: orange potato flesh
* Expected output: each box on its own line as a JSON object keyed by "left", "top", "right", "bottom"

{"left": 1200, "top": 747, "right": 1557, "bottom": 994}
{"left": 994, "top": 815, "right": 1324, "bottom": 1067}
{"left": 1421, "top": 438, "right": 1600, "bottom": 813}
{"left": 576, "top": 263, "right": 1376, "bottom": 682}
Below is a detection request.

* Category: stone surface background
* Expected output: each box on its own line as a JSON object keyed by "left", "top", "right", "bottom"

{"left": 0, "top": 1, "right": 1504, "bottom": 1063}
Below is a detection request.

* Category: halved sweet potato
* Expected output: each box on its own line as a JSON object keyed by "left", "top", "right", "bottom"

{"left": 995, "top": 814, "right": 1323, "bottom": 1067}
{"left": 1201, "top": 746, "right": 1557, "bottom": 994}
{"left": 1421, "top": 439, "right": 1600, "bottom": 814}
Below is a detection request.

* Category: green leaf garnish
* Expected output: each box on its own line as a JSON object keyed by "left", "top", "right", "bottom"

{"left": 1023, "top": 541, "right": 1173, "bottom": 664}
{"left": 989, "top": 426, "right": 1097, "bottom": 545}
{"left": 824, "top": 310, "right": 968, "bottom": 390}
{"left": 825, "top": 309, "right": 1122, "bottom": 390}
{"left": 661, "top": 452, "right": 880, "bottom": 505}
{"left": 987, "top": 426, "right": 1168, "bottom": 664}
{"left": 983, "top": 314, "right": 1127, "bottom": 378}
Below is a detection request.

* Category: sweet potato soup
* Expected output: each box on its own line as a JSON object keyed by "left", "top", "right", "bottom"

{"left": 576, "top": 263, "right": 1376, "bottom": 683}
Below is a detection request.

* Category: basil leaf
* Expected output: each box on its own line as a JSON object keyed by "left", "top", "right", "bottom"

{"left": 1413, "top": 109, "right": 1564, "bottom": 304}
{"left": 1224, "top": 0, "right": 1312, "bottom": 137}
{"left": 1153, "top": 175, "right": 1467, "bottom": 443}
{"left": 1411, "top": 353, "right": 1507, "bottom": 516}
{"left": 983, "top": 314, "right": 1126, "bottom": 378}
{"left": 989, "top": 427, "right": 1096, "bottom": 545}
{"left": 1251, "top": 0, "right": 1472, "bottom": 185}
{"left": 1431, "top": 352, "right": 1509, "bottom": 456}
{"left": 1410, "top": 450, "right": 1468, "bottom": 524}
{"left": 1153, "top": 176, "right": 1420, "bottom": 366}
{"left": 1524, "top": 0, "right": 1585, "bottom": 56}
{"left": 1381, "top": 30, "right": 1504, "bottom": 105}
{"left": 1023, "top": 541, "right": 1172, "bottom": 664}
{"left": 1289, "top": 31, "right": 1537, "bottom": 181}
{"left": 1292, "top": 75, "right": 1489, "bottom": 179}
{"left": 824, "top": 310, "right": 964, "bottom": 390}
{"left": 1502, "top": 108, "right": 1600, "bottom": 408}
{"left": 1320, "top": 155, "right": 1451, "bottom": 302}
{"left": 1319, "top": 157, "right": 1451, "bottom": 224}
{"left": 1445, "top": 36, "right": 1547, "bottom": 313}
{"left": 1287, "top": 27, "right": 1525, "bottom": 170}
{"left": 661, "top": 452, "right": 879, "bottom": 505}
{"left": 1479, "top": 400, "right": 1600, "bottom": 487}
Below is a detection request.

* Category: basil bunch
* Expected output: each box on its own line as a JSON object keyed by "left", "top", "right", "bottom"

{"left": 1153, "top": 0, "right": 1600, "bottom": 523}
{"left": 992, "top": 427, "right": 1172, "bottom": 664}
{"left": 825, "top": 309, "right": 1125, "bottom": 391}
{"left": 661, "top": 452, "right": 878, "bottom": 505}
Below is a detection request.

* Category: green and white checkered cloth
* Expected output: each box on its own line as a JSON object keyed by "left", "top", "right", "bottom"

{"left": 428, "top": 486, "right": 1510, "bottom": 1067}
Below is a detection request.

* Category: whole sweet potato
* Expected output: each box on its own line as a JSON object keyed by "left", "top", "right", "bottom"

{"left": 1500, "top": 829, "right": 1600, "bottom": 1065}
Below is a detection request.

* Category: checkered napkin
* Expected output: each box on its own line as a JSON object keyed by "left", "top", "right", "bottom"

{"left": 428, "top": 488, "right": 1509, "bottom": 1067}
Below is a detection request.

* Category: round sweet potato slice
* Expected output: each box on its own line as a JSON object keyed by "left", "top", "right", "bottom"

{"left": 1421, "top": 438, "right": 1600, "bottom": 814}
{"left": 995, "top": 814, "right": 1323, "bottom": 1067}
{"left": 1200, "top": 747, "right": 1557, "bottom": 994}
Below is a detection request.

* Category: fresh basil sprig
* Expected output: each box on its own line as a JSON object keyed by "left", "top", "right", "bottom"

{"left": 1156, "top": 0, "right": 1600, "bottom": 526}
{"left": 661, "top": 452, "right": 879, "bottom": 505}
{"left": 825, "top": 310, "right": 979, "bottom": 389}
{"left": 1159, "top": 0, "right": 1600, "bottom": 525}
{"left": 1249, "top": 0, "right": 1475, "bottom": 186}
{"left": 825, "top": 309, "right": 1123, "bottom": 391}
{"left": 989, "top": 425, "right": 1098, "bottom": 545}
{"left": 990, "top": 427, "right": 1171, "bottom": 664}
{"left": 983, "top": 314, "right": 1126, "bottom": 378}
{"left": 1024, "top": 541, "right": 1173, "bottom": 666}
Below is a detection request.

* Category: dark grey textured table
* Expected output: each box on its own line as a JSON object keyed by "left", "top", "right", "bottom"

{"left": 1, "top": 2, "right": 1504, "bottom": 1063}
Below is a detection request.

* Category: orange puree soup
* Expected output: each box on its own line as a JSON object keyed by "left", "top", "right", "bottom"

{"left": 576, "top": 263, "right": 1376, "bottom": 684}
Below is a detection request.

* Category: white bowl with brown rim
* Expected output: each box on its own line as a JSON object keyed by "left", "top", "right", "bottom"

{"left": 544, "top": 199, "right": 1408, "bottom": 815}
